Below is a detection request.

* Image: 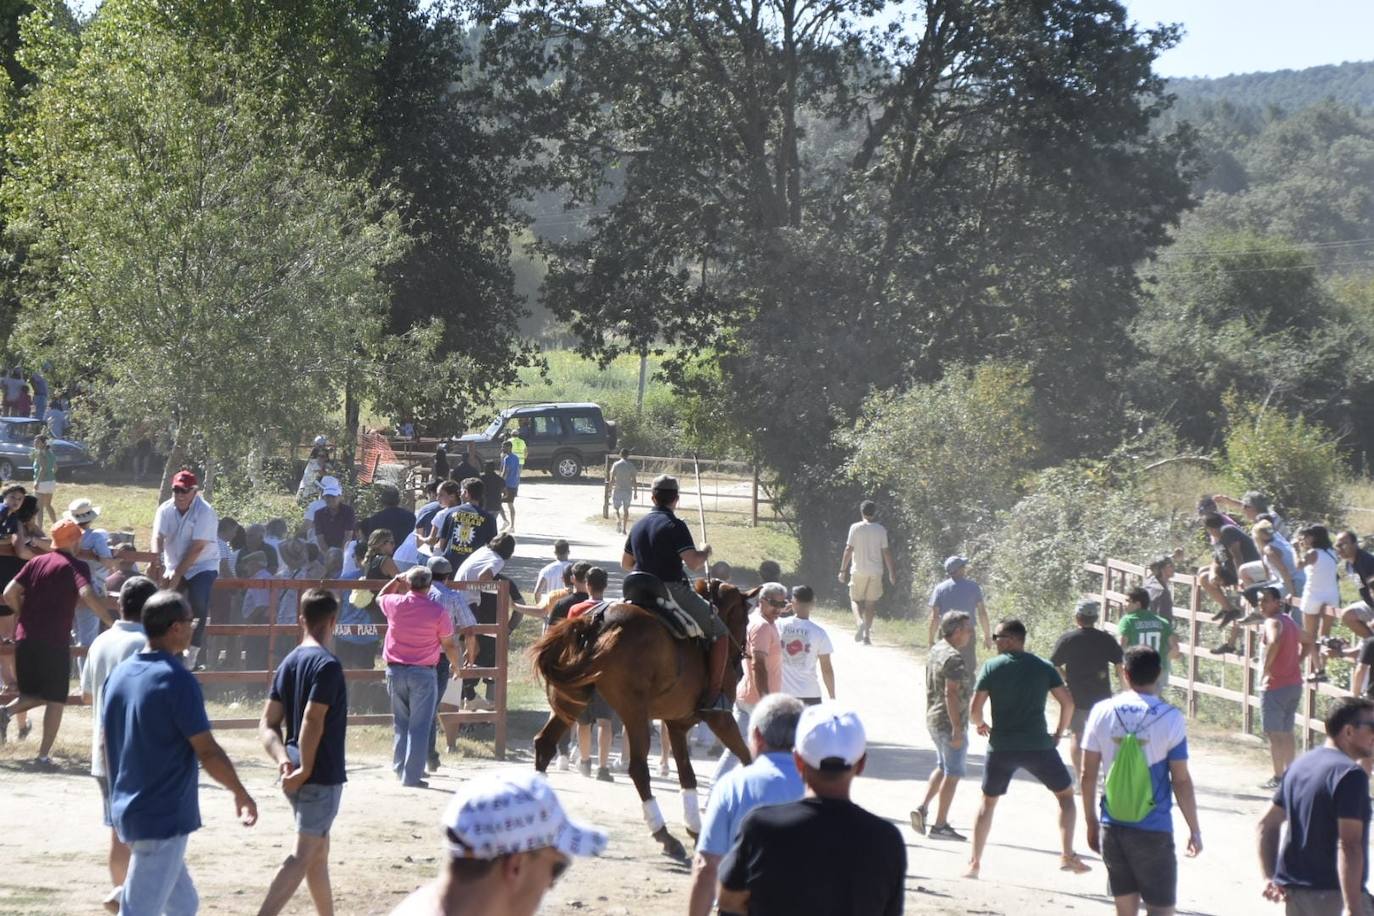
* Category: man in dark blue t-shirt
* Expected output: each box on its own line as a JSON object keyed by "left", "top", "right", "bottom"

{"left": 259, "top": 588, "right": 347, "bottom": 915}
{"left": 103, "top": 591, "right": 258, "bottom": 915}
{"left": 1259, "top": 696, "right": 1374, "bottom": 915}
{"left": 621, "top": 475, "right": 729, "bottom": 711}
{"left": 436, "top": 479, "right": 497, "bottom": 570}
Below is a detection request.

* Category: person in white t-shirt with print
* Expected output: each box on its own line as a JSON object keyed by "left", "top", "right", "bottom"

{"left": 533, "top": 539, "right": 572, "bottom": 605}
{"left": 777, "top": 585, "right": 835, "bottom": 706}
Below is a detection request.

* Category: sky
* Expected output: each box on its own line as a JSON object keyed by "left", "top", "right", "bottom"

{"left": 1126, "top": 0, "right": 1374, "bottom": 79}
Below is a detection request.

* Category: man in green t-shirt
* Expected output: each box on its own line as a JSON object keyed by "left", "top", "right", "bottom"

{"left": 966, "top": 618, "right": 1091, "bottom": 879}
{"left": 1117, "top": 586, "right": 1180, "bottom": 689}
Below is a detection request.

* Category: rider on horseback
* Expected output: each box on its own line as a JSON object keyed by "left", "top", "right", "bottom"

{"left": 621, "top": 474, "right": 732, "bottom": 713}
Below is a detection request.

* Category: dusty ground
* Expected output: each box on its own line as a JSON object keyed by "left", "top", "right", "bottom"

{"left": 2, "top": 477, "right": 1283, "bottom": 915}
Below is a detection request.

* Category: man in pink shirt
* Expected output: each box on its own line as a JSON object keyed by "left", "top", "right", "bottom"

{"left": 1250, "top": 585, "right": 1304, "bottom": 789}
{"left": 377, "top": 566, "right": 462, "bottom": 787}
{"left": 712, "top": 582, "right": 787, "bottom": 786}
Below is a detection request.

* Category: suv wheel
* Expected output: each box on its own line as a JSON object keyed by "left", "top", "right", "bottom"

{"left": 0, "top": 459, "right": 12, "bottom": 480}
{"left": 553, "top": 452, "right": 583, "bottom": 481}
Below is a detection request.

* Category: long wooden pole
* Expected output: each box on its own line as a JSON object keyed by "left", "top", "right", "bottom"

{"left": 693, "top": 454, "right": 708, "bottom": 545}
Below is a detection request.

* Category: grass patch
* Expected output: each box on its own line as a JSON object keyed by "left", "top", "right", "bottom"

{"left": 44, "top": 480, "right": 162, "bottom": 548}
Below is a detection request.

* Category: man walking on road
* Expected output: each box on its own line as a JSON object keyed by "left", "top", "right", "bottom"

{"left": 912, "top": 610, "right": 974, "bottom": 841}
{"left": 609, "top": 448, "right": 637, "bottom": 534}
{"left": 1082, "top": 646, "right": 1203, "bottom": 916}
{"left": 1258, "top": 696, "right": 1374, "bottom": 916}
{"left": 0, "top": 518, "right": 113, "bottom": 761}
{"left": 103, "top": 590, "right": 259, "bottom": 915}
{"left": 688, "top": 693, "right": 805, "bottom": 916}
{"left": 258, "top": 589, "right": 347, "bottom": 916}
{"left": 499, "top": 440, "right": 521, "bottom": 533}
{"left": 712, "top": 581, "right": 786, "bottom": 785}
{"left": 1250, "top": 585, "right": 1304, "bottom": 789}
{"left": 717, "top": 704, "right": 906, "bottom": 916}
{"left": 1051, "top": 599, "right": 1123, "bottom": 779}
{"left": 777, "top": 585, "right": 835, "bottom": 706}
{"left": 928, "top": 555, "right": 994, "bottom": 690}
{"left": 966, "top": 618, "right": 1091, "bottom": 878}
{"left": 837, "top": 500, "right": 896, "bottom": 645}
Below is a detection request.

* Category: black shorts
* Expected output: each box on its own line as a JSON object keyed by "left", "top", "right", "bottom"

{"left": 504, "top": 487, "right": 518, "bottom": 501}
{"left": 578, "top": 688, "right": 615, "bottom": 724}
{"left": 1101, "top": 823, "right": 1176, "bottom": 907}
{"left": 799, "top": 697, "right": 823, "bottom": 707}
{"left": 1214, "top": 563, "right": 1239, "bottom": 587}
{"left": 981, "top": 748, "right": 1072, "bottom": 796}
{"left": 15, "top": 640, "right": 71, "bottom": 703}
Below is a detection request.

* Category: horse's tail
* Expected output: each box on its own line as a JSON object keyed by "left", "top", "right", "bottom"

{"left": 530, "top": 617, "right": 623, "bottom": 723}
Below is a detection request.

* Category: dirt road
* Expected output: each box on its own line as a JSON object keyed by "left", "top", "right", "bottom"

{"left": 1, "top": 479, "right": 1281, "bottom": 914}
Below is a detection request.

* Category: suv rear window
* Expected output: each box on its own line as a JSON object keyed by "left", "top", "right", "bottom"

{"left": 566, "top": 414, "right": 600, "bottom": 435}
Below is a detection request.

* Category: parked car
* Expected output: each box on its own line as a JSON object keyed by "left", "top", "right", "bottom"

{"left": 453, "top": 402, "right": 618, "bottom": 481}
{"left": 0, "top": 417, "right": 94, "bottom": 481}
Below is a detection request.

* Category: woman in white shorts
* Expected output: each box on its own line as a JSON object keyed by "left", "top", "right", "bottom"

{"left": 1297, "top": 525, "right": 1340, "bottom": 683}
{"left": 30, "top": 433, "right": 58, "bottom": 525}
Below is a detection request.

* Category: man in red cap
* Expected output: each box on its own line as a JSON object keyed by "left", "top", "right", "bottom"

{"left": 0, "top": 518, "right": 113, "bottom": 766}
{"left": 153, "top": 470, "right": 220, "bottom": 669}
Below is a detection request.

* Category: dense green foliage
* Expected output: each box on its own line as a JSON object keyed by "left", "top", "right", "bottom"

{"left": 1221, "top": 398, "right": 1346, "bottom": 523}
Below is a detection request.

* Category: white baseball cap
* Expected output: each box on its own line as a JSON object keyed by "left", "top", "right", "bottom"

{"left": 318, "top": 476, "right": 342, "bottom": 497}
{"left": 794, "top": 703, "right": 867, "bottom": 772}
{"left": 443, "top": 770, "right": 608, "bottom": 860}
{"left": 313, "top": 435, "right": 328, "bottom": 447}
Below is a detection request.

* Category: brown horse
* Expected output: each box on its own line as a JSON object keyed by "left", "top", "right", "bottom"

{"left": 531, "top": 579, "right": 755, "bottom": 859}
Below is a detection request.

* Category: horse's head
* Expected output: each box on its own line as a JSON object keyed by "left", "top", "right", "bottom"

{"left": 697, "top": 578, "right": 753, "bottom": 653}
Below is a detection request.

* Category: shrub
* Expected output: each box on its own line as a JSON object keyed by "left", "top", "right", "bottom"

{"left": 1221, "top": 395, "right": 1345, "bottom": 523}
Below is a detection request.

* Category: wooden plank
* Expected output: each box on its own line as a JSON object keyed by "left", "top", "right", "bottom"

{"left": 211, "top": 712, "right": 499, "bottom": 730}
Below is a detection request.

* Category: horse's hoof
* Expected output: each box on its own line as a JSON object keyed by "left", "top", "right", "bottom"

{"left": 652, "top": 827, "right": 688, "bottom": 861}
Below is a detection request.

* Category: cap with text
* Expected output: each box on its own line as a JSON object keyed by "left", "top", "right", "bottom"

{"left": 795, "top": 703, "right": 867, "bottom": 772}
{"left": 443, "top": 770, "right": 608, "bottom": 860}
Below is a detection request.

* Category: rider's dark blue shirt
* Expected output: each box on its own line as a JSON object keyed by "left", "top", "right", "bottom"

{"left": 625, "top": 506, "right": 695, "bottom": 584}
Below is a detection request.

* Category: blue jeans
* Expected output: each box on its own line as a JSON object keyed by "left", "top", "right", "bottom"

{"left": 429, "top": 654, "right": 449, "bottom": 756}
{"left": 710, "top": 701, "right": 753, "bottom": 788}
{"left": 182, "top": 570, "right": 217, "bottom": 651}
{"left": 122, "top": 833, "right": 198, "bottom": 915}
{"left": 387, "top": 664, "right": 438, "bottom": 785}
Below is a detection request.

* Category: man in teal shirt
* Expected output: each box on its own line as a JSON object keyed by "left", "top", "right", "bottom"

{"left": 966, "top": 618, "right": 1092, "bottom": 879}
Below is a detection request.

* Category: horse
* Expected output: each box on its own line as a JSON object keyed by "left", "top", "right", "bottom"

{"left": 531, "top": 578, "right": 755, "bottom": 859}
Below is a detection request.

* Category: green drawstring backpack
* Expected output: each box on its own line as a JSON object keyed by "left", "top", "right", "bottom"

{"left": 1104, "top": 707, "right": 1159, "bottom": 823}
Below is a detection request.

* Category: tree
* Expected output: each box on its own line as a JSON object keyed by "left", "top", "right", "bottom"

{"left": 2, "top": 0, "right": 403, "bottom": 492}
{"left": 472, "top": 0, "right": 1196, "bottom": 576}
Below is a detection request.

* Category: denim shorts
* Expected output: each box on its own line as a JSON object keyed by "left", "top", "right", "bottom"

{"left": 929, "top": 726, "right": 968, "bottom": 778}
{"left": 288, "top": 783, "right": 343, "bottom": 837}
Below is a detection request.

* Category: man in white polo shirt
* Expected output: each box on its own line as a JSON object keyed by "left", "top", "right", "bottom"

{"left": 152, "top": 470, "right": 219, "bottom": 670}
{"left": 837, "top": 500, "right": 895, "bottom": 645}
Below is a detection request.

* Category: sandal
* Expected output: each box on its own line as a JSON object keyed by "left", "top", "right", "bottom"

{"left": 1059, "top": 853, "right": 1091, "bottom": 874}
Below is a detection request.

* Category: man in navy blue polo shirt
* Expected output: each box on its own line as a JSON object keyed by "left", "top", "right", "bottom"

{"left": 621, "top": 474, "right": 729, "bottom": 711}
{"left": 103, "top": 591, "right": 258, "bottom": 915}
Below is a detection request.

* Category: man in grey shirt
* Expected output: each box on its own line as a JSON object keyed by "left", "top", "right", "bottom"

{"left": 928, "top": 556, "right": 994, "bottom": 683}
{"left": 610, "top": 448, "right": 638, "bottom": 534}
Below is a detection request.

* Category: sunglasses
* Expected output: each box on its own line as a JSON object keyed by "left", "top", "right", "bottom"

{"left": 763, "top": 598, "right": 787, "bottom": 607}
{"left": 992, "top": 631, "right": 1016, "bottom": 640}
{"left": 172, "top": 487, "right": 191, "bottom": 495}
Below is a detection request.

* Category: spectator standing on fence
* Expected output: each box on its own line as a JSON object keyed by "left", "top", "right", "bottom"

{"left": 30, "top": 433, "right": 57, "bottom": 524}
{"left": 966, "top": 618, "right": 1091, "bottom": 879}
{"left": 837, "top": 500, "right": 896, "bottom": 646}
{"left": 777, "top": 585, "right": 835, "bottom": 706}
{"left": 258, "top": 589, "right": 347, "bottom": 916}
{"left": 688, "top": 693, "right": 804, "bottom": 916}
{"left": 378, "top": 565, "right": 462, "bottom": 788}
{"left": 1081, "top": 646, "right": 1202, "bottom": 916}
{"left": 1297, "top": 525, "right": 1341, "bottom": 684}
{"left": 609, "top": 448, "right": 637, "bottom": 534}
{"left": 1254, "top": 520, "right": 1301, "bottom": 599}
{"left": 1199, "top": 511, "right": 1259, "bottom": 632}
{"left": 1216, "top": 490, "right": 1289, "bottom": 537}
{"left": 928, "top": 555, "right": 994, "bottom": 687}
{"left": 717, "top": 704, "right": 905, "bottom": 916}
{"left": 1050, "top": 599, "right": 1123, "bottom": 780}
{"left": 362, "top": 484, "right": 416, "bottom": 551}
{"left": 390, "top": 771, "right": 607, "bottom": 916}
{"left": 80, "top": 574, "right": 157, "bottom": 913}
{"left": 1118, "top": 585, "right": 1180, "bottom": 688}
{"left": 1336, "top": 530, "right": 1374, "bottom": 642}
{"left": 499, "top": 441, "right": 521, "bottom": 534}
{"left": 912, "top": 611, "right": 974, "bottom": 842}
{"left": 0, "top": 519, "right": 112, "bottom": 759}
{"left": 103, "top": 590, "right": 259, "bottom": 916}
{"left": 1258, "top": 696, "right": 1374, "bottom": 916}
{"left": 153, "top": 469, "right": 219, "bottom": 670}
{"left": 437, "top": 479, "right": 498, "bottom": 573}
{"left": 1248, "top": 585, "right": 1305, "bottom": 790}
{"left": 712, "top": 581, "right": 786, "bottom": 786}
{"left": 532, "top": 539, "right": 572, "bottom": 607}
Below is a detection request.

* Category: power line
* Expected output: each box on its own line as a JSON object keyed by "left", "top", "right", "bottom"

{"left": 1146, "top": 257, "right": 1374, "bottom": 278}
{"left": 1157, "top": 237, "right": 1374, "bottom": 258}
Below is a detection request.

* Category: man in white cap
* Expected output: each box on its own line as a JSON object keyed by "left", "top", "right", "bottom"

{"left": 308, "top": 477, "right": 357, "bottom": 552}
{"left": 717, "top": 703, "right": 906, "bottom": 915}
{"left": 391, "top": 770, "right": 607, "bottom": 916}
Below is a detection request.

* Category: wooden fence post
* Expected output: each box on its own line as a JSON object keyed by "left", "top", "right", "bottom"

{"left": 603, "top": 455, "right": 612, "bottom": 519}
{"left": 751, "top": 461, "right": 759, "bottom": 528}
{"left": 1240, "top": 624, "right": 1254, "bottom": 736}
{"left": 494, "top": 580, "right": 509, "bottom": 760}
{"left": 1187, "top": 577, "right": 1200, "bottom": 718}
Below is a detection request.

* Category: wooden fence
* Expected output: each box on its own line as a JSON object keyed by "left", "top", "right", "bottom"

{"left": 602, "top": 454, "right": 786, "bottom": 527}
{"left": 1088, "top": 557, "right": 1345, "bottom": 750}
{"left": 1, "top": 565, "right": 511, "bottom": 759}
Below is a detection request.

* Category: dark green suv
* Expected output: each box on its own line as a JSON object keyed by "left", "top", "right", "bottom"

{"left": 453, "top": 402, "right": 618, "bottom": 481}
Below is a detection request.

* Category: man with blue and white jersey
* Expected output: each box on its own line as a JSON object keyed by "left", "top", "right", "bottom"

{"left": 1081, "top": 645, "right": 1203, "bottom": 915}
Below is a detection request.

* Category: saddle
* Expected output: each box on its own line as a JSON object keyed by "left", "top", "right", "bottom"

{"left": 617, "top": 572, "right": 706, "bottom": 641}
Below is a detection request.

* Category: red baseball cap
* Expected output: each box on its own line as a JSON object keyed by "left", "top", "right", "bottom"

{"left": 172, "top": 470, "right": 198, "bottom": 490}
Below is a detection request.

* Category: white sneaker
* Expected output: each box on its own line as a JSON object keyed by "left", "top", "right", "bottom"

{"left": 556, "top": 753, "right": 570, "bottom": 772}
{"left": 465, "top": 695, "right": 495, "bottom": 712}
{"left": 657, "top": 760, "right": 671, "bottom": 777}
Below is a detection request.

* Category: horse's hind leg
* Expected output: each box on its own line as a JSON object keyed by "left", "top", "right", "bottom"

{"left": 625, "top": 713, "right": 687, "bottom": 860}
{"left": 534, "top": 712, "right": 571, "bottom": 773}
{"left": 666, "top": 719, "right": 702, "bottom": 839}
